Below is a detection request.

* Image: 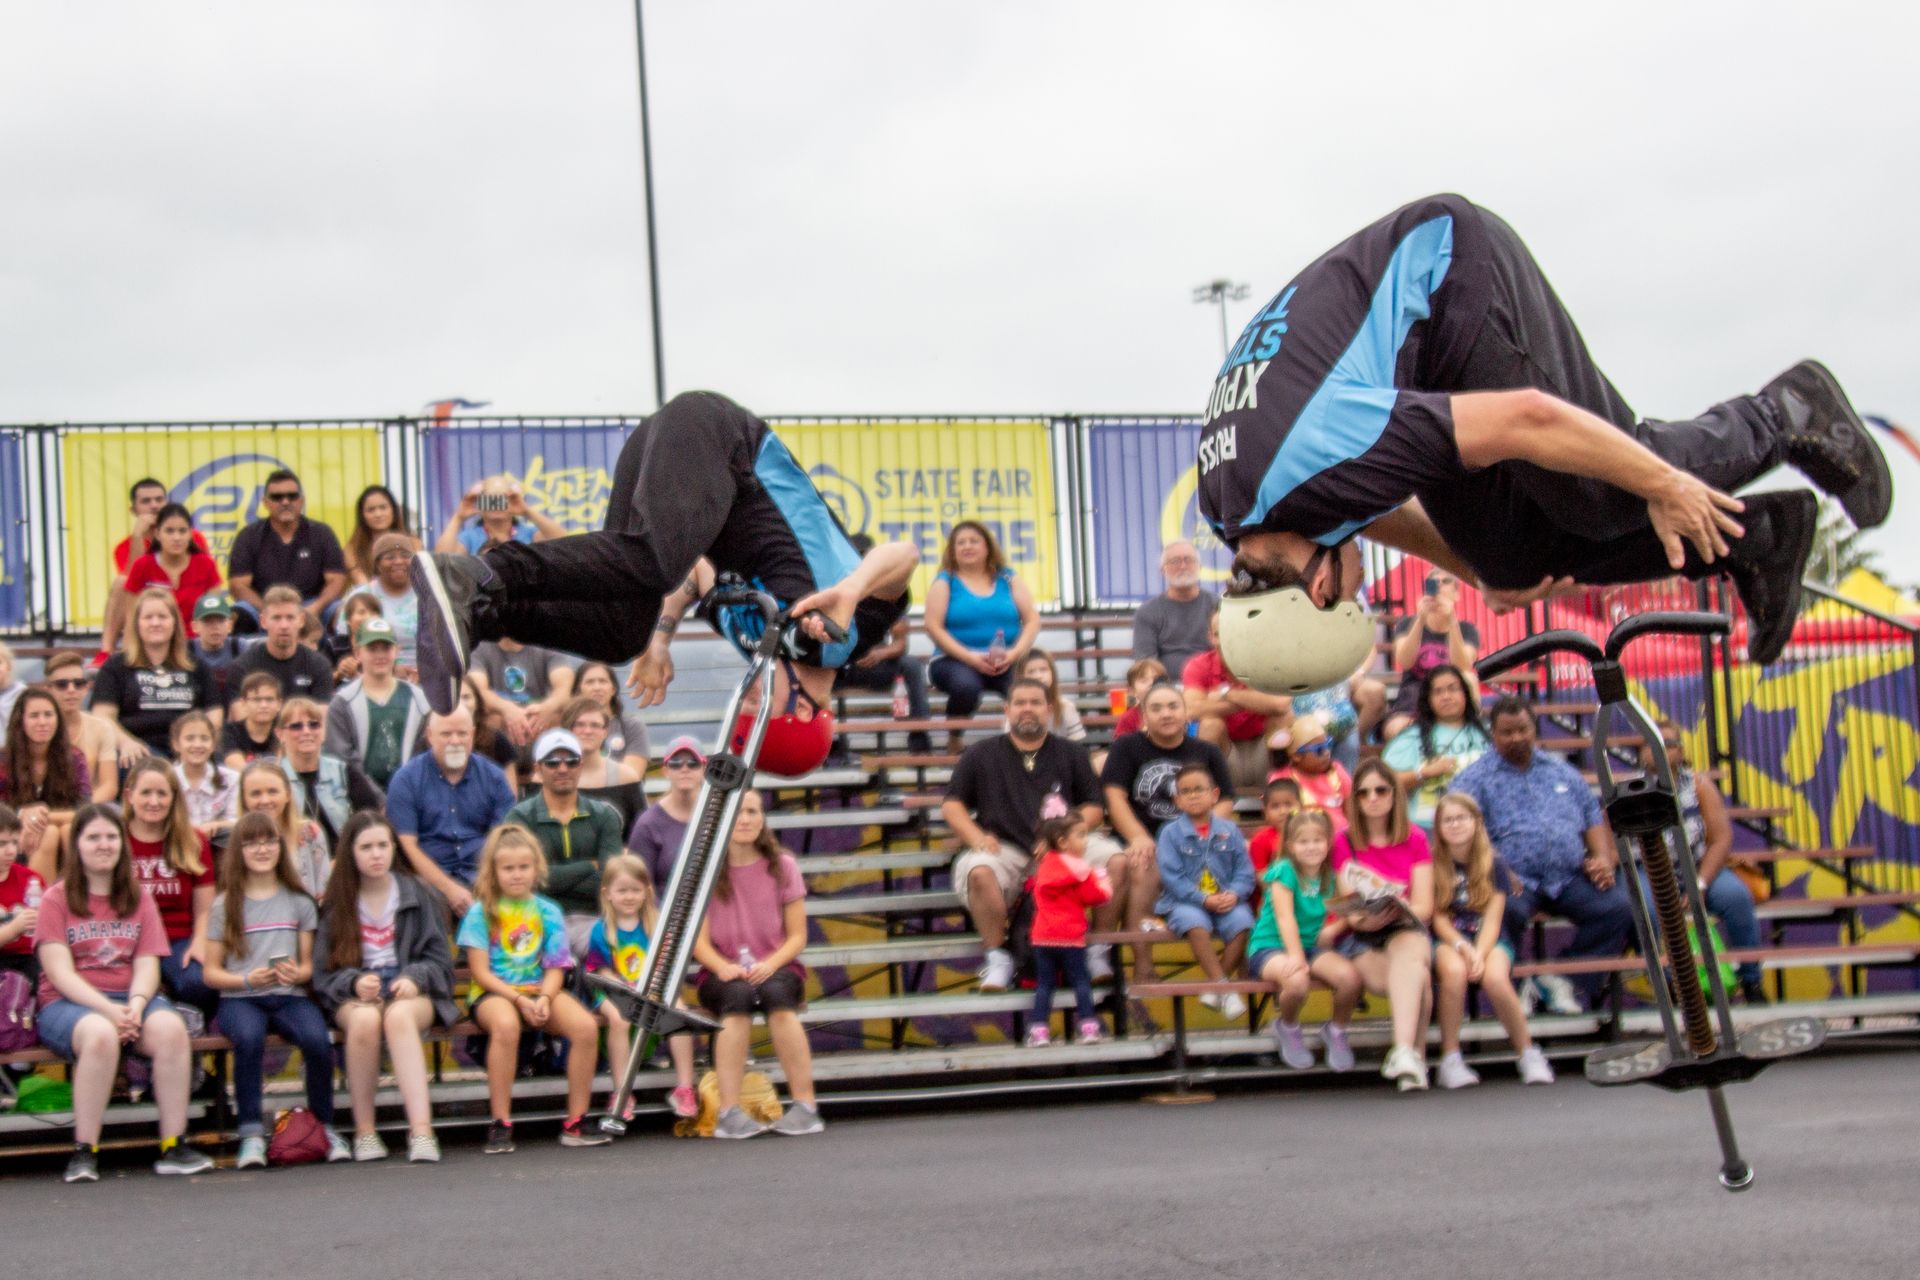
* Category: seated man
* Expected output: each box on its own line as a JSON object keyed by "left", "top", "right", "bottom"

{"left": 505, "top": 728, "right": 625, "bottom": 957}
{"left": 323, "top": 616, "right": 430, "bottom": 789}
{"left": 220, "top": 672, "right": 284, "bottom": 768}
{"left": 385, "top": 707, "right": 516, "bottom": 917}
{"left": 1383, "top": 569, "right": 1480, "bottom": 740}
{"left": 941, "top": 678, "right": 1128, "bottom": 990}
{"left": 1154, "top": 762, "right": 1257, "bottom": 1019}
{"left": 469, "top": 638, "right": 574, "bottom": 749}
{"left": 1182, "top": 611, "right": 1291, "bottom": 788}
{"left": 1130, "top": 540, "right": 1218, "bottom": 678}
{"left": 1453, "top": 697, "right": 1631, "bottom": 1013}
{"left": 227, "top": 586, "right": 336, "bottom": 703}
{"left": 227, "top": 469, "right": 348, "bottom": 630}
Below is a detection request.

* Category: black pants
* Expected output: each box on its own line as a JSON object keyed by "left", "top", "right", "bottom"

{"left": 1416, "top": 203, "right": 1787, "bottom": 589}
{"left": 476, "top": 393, "right": 763, "bottom": 662}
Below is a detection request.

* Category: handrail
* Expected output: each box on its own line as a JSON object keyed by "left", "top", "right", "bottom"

{"left": 1800, "top": 579, "right": 1919, "bottom": 636}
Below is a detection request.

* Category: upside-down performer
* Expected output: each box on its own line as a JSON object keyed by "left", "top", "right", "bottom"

{"left": 410, "top": 391, "right": 919, "bottom": 776}
{"left": 1199, "top": 193, "right": 1891, "bottom": 693}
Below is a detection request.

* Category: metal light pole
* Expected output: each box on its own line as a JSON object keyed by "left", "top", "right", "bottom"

{"left": 1192, "top": 279, "right": 1250, "bottom": 359}
{"left": 633, "top": 0, "right": 666, "bottom": 408}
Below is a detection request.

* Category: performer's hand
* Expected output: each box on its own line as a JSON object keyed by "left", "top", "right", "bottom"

{"left": 787, "top": 582, "right": 858, "bottom": 645}
{"left": 1482, "top": 576, "right": 1583, "bottom": 614}
{"left": 628, "top": 645, "right": 675, "bottom": 709}
{"left": 1648, "top": 468, "right": 1745, "bottom": 569}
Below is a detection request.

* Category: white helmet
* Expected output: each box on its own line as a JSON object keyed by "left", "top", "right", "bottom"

{"left": 1218, "top": 585, "right": 1375, "bottom": 696}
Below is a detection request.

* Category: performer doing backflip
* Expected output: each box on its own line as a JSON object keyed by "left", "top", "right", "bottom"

{"left": 1199, "top": 193, "right": 1892, "bottom": 693}
{"left": 410, "top": 391, "right": 919, "bottom": 776}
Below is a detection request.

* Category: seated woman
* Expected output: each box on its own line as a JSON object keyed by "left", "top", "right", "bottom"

{"left": 34, "top": 804, "right": 213, "bottom": 1181}
{"left": 274, "top": 697, "right": 384, "bottom": 865}
{"left": 2, "top": 688, "right": 92, "bottom": 882}
{"left": 1323, "top": 759, "right": 1434, "bottom": 1092}
{"left": 122, "top": 503, "right": 223, "bottom": 639}
{"left": 570, "top": 661, "right": 651, "bottom": 769}
{"left": 89, "top": 587, "right": 221, "bottom": 757}
{"left": 119, "top": 758, "right": 219, "bottom": 1021}
{"left": 924, "top": 522, "right": 1039, "bottom": 752}
{"left": 557, "top": 696, "right": 644, "bottom": 789}
{"left": 689, "top": 789, "right": 822, "bottom": 1138}
{"left": 342, "top": 484, "right": 420, "bottom": 587}
{"left": 1381, "top": 664, "right": 1492, "bottom": 831}
{"left": 240, "top": 758, "right": 332, "bottom": 898}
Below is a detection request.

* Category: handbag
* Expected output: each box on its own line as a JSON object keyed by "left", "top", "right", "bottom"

{"left": 266, "top": 1106, "right": 331, "bottom": 1166}
{"left": 0, "top": 970, "right": 35, "bottom": 1054}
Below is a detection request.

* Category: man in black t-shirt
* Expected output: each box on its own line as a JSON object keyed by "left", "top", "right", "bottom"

{"left": 1099, "top": 681, "right": 1235, "bottom": 979}
{"left": 411, "top": 392, "right": 918, "bottom": 779}
{"left": 1199, "top": 194, "right": 1892, "bottom": 686}
{"left": 228, "top": 588, "right": 335, "bottom": 705}
{"left": 942, "top": 679, "right": 1129, "bottom": 991}
{"left": 227, "top": 469, "right": 348, "bottom": 629}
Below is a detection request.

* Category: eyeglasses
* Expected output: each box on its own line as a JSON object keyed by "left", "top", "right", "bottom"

{"left": 282, "top": 720, "right": 322, "bottom": 732}
{"left": 266, "top": 490, "right": 302, "bottom": 503}
{"left": 540, "top": 755, "right": 582, "bottom": 771}
{"left": 1295, "top": 740, "right": 1332, "bottom": 756}
{"left": 49, "top": 678, "right": 89, "bottom": 690}
{"left": 665, "top": 757, "right": 702, "bottom": 770}
{"left": 1356, "top": 785, "right": 1393, "bottom": 798}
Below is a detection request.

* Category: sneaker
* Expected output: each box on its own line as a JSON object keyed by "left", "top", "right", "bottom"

{"left": 483, "top": 1121, "right": 515, "bottom": 1155}
{"left": 352, "top": 1132, "right": 389, "bottom": 1162}
{"left": 1382, "top": 1045, "right": 1428, "bottom": 1091}
{"left": 1219, "top": 992, "right": 1248, "bottom": 1022}
{"left": 1519, "top": 977, "right": 1540, "bottom": 1015}
{"left": 1738, "top": 977, "right": 1771, "bottom": 1006}
{"left": 1024, "top": 1024, "right": 1052, "bottom": 1048}
{"left": 1765, "top": 359, "right": 1891, "bottom": 529}
{"left": 1535, "top": 972, "right": 1586, "bottom": 1017}
{"left": 1197, "top": 992, "right": 1222, "bottom": 1013}
{"left": 1076, "top": 1018, "right": 1105, "bottom": 1045}
{"left": 1517, "top": 1045, "right": 1557, "bottom": 1085}
{"left": 769, "top": 1102, "right": 825, "bottom": 1136}
{"left": 1725, "top": 489, "right": 1817, "bottom": 667}
{"left": 234, "top": 1135, "right": 268, "bottom": 1170}
{"left": 154, "top": 1141, "right": 216, "bottom": 1176}
{"left": 977, "top": 948, "right": 1016, "bottom": 993}
{"left": 407, "top": 1132, "right": 442, "bottom": 1163}
{"left": 1322, "top": 1022, "right": 1355, "bottom": 1073}
{"left": 1086, "top": 944, "right": 1114, "bottom": 985}
{"left": 410, "top": 552, "right": 501, "bottom": 715}
{"left": 559, "top": 1116, "right": 612, "bottom": 1148}
{"left": 712, "top": 1105, "right": 767, "bottom": 1140}
{"left": 64, "top": 1146, "right": 99, "bottom": 1183}
{"left": 1272, "top": 1020, "right": 1313, "bottom": 1070}
{"left": 668, "top": 1085, "right": 699, "bottom": 1118}
{"left": 1436, "top": 1050, "right": 1481, "bottom": 1090}
{"left": 325, "top": 1129, "right": 354, "bottom": 1163}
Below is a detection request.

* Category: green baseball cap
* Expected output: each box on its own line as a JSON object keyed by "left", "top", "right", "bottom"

{"left": 355, "top": 616, "right": 398, "bottom": 647}
{"left": 193, "top": 591, "right": 235, "bottom": 620}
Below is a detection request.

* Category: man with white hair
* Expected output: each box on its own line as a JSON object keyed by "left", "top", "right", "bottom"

{"left": 385, "top": 706, "right": 516, "bottom": 916}
{"left": 1130, "top": 540, "right": 1218, "bottom": 679}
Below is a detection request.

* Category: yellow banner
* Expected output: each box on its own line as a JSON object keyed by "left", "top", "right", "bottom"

{"left": 62, "top": 427, "right": 385, "bottom": 629}
{"left": 773, "top": 420, "right": 1060, "bottom": 606}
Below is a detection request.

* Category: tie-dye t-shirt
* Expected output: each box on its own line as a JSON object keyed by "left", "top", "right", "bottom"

{"left": 456, "top": 894, "right": 572, "bottom": 991}
{"left": 585, "top": 919, "right": 650, "bottom": 984}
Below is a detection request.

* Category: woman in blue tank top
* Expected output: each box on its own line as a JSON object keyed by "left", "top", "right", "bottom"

{"left": 923, "top": 522, "right": 1039, "bottom": 749}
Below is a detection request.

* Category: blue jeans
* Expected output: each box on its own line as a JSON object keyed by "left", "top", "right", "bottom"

{"left": 1502, "top": 872, "right": 1634, "bottom": 1005}
{"left": 1635, "top": 867, "right": 1762, "bottom": 985}
{"left": 162, "top": 936, "right": 220, "bottom": 1021}
{"left": 1032, "top": 945, "right": 1094, "bottom": 1025}
{"left": 928, "top": 656, "right": 1012, "bottom": 719}
{"left": 214, "top": 993, "right": 336, "bottom": 1135}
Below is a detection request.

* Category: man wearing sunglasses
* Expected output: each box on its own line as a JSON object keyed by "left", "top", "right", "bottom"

{"left": 228, "top": 469, "right": 348, "bottom": 632}
{"left": 506, "top": 728, "right": 625, "bottom": 957}
{"left": 1200, "top": 195, "right": 1892, "bottom": 692}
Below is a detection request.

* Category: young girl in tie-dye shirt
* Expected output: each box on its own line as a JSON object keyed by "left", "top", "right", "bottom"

{"left": 585, "top": 854, "right": 697, "bottom": 1122}
{"left": 457, "top": 824, "right": 607, "bottom": 1153}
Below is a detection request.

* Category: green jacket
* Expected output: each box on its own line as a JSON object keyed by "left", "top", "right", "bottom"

{"left": 505, "top": 791, "right": 625, "bottom": 915}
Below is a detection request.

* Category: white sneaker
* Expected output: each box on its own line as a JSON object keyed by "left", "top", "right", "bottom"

{"left": 324, "top": 1129, "right": 354, "bottom": 1163}
{"left": 1197, "top": 992, "right": 1223, "bottom": 1013}
{"left": 1382, "top": 1045, "right": 1428, "bottom": 1091}
{"left": 235, "top": 1135, "right": 268, "bottom": 1169}
{"left": 1086, "top": 944, "right": 1114, "bottom": 984}
{"left": 1436, "top": 1051, "right": 1481, "bottom": 1090}
{"left": 978, "top": 949, "right": 1016, "bottom": 993}
{"left": 1517, "top": 1045, "right": 1557, "bottom": 1085}
{"left": 1536, "top": 973, "right": 1584, "bottom": 1016}
{"left": 1219, "top": 992, "right": 1248, "bottom": 1022}
{"left": 1519, "top": 978, "right": 1540, "bottom": 1015}
{"left": 352, "top": 1132, "right": 389, "bottom": 1162}
{"left": 408, "top": 1132, "right": 443, "bottom": 1163}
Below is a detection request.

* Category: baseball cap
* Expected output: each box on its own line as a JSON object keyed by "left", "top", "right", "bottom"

{"left": 371, "top": 532, "right": 414, "bottom": 564}
{"left": 662, "top": 735, "right": 707, "bottom": 765}
{"left": 533, "top": 728, "right": 583, "bottom": 763}
{"left": 355, "top": 616, "right": 398, "bottom": 647}
{"left": 194, "top": 591, "right": 235, "bottom": 620}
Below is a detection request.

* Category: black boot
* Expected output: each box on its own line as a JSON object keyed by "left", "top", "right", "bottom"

{"left": 1723, "top": 490, "right": 1816, "bottom": 666}
{"left": 411, "top": 552, "right": 505, "bottom": 714}
{"left": 1763, "top": 360, "right": 1892, "bottom": 529}
{"left": 1738, "top": 976, "right": 1771, "bottom": 1006}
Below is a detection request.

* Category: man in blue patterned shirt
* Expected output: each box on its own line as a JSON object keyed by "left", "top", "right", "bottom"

{"left": 1453, "top": 696, "right": 1631, "bottom": 1010}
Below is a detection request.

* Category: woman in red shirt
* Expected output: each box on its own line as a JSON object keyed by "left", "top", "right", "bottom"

{"left": 123, "top": 504, "right": 223, "bottom": 638}
{"left": 119, "top": 758, "right": 218, "bottom": 1018}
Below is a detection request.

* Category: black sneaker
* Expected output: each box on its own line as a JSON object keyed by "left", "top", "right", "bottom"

{"left": 152, "top": 1141, "right": 215, "bottom": 1176}
{"left": 483, "top": 1120, "right": 515, "bottom": 1155}
{"left": 64, "top": 1146, "right": 99, "bottom": 1183}
{"left": 410, "top": 553, "right": 500, "bottom": 715}
{"left": 1725, "top": 490, "right": 1817, "bottom": 666}
{"left": 1764, "top": 360, "right": 1892, "bottom": 529}
{"left": 1738, "top": 977, "right": 1771, "bottom": 1006}
{"left": 558, "top": 1116, "right": 612, "bottom": 1148}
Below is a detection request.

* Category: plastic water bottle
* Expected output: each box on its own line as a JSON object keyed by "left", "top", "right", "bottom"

{"left": 891, "top": 674, "right": 910, "bottom": 719}
{"left": 737, "top": 946, "right": 756, "bottom": 971}
{"left": 987, "top": 628, "right": 1007, "bottom": 667}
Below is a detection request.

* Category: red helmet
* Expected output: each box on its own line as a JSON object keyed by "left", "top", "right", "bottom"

{"left": 730, "top": 668, "right": 836, "bottom": 777}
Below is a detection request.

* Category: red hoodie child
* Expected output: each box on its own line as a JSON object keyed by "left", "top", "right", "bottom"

{"left": 1030, "top": 851, "right": 1113, "bottom": 947}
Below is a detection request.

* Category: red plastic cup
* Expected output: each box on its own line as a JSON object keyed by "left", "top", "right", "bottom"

{"left": 1108, "top": 688, "right": 1128, "bottom": 716}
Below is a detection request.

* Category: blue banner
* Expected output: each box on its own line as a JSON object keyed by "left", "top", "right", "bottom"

{"left": 0, "top": 432, "right": 27, "bottom": 627}
{"left": 420, "top": 422, "right": 634, "bottom": 538}
{"left": 1084, "top": 419, "right": 1230, "bottom": 605}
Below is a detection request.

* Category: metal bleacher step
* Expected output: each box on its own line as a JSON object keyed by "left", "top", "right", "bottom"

{"left": 769, "top": 806, "right": 910, "bottom": 832}
{"left": 805, "top": 933, "right": 984, "bottom": 968}
{"left": 645, "top": 767, "right": 872, "bottom": 795}
{"left": 798, "top": 849, "right": 952, "bottom": 877}
{"left": 799, "top": 987, "right": 1109, "bottom": 1024}
{"left": 805, "top": 887, "right": 962, "bottom": 917}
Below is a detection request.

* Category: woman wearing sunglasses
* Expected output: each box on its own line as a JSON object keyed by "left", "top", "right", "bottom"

{"left": 625, "top": 735, "right": 706, "bottom": 893}
{"left": 1323, "top": 759, "right": 1434, "bottom": 1091}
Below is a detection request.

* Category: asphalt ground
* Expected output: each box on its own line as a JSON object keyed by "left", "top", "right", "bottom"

{"left": 4, "top": 1044, "right": 1913, "bottom": 1279}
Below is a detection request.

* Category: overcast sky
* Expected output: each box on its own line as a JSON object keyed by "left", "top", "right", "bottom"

{"left": 3, "top": 2, "right": 1916, "bottom": 570}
